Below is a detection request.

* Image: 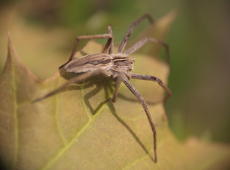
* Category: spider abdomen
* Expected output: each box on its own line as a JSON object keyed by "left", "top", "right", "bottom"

{"left": 59, "top": 53, "right": 113, "bottom": 79}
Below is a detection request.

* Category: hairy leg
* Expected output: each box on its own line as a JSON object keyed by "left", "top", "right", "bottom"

{"left": 124, "top": 37, "right": 170, "bottom": 63}
{"left": 68, "top": 33, "right": 112, "bottom": 62}
{"left": 120, "top": 74, "right": 157, "bottom": 163}
{"left": 33, "top": 70, "right": 107, "bottom": 103}
{"left": 131, "top": 73, "right": 172, "bottom": 100}
{"left": 118, "top": 14, "right": 154, "bottom": 53}
{"left": 111, "top": 77, "right": 122, "bottom": 102}
{"left": 102, "top": 25, "right": 113, "bottom": 54}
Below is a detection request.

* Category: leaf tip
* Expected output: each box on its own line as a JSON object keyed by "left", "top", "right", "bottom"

{"left": 157, "top": 10, "right": 177, "bottom": 30}
{"left": 6, "top": 33, "right": 17, "bottom": 63}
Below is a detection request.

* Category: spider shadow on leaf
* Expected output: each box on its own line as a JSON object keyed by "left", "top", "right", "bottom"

{"left": 64, "top": 77, "right": 161, "bottom": 115}
{"left": 78, "top": 77, "right": 114, "bottom": 115}
{"left": 70, "top": 78, "right": 155, "bottom": 161}
{"left": 117, "top": 92, "right": 163, "bottom": 105}
{"left": 104, "top": 84, "right": 155, "bottom": 162}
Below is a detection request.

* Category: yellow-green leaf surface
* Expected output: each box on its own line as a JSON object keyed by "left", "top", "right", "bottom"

{"left": 0, "top": 12, "right": 230, "bottom": 170}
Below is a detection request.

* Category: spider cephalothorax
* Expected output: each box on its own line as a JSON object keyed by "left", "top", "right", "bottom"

{"left": 34, "top": 14, "right": 172, "bottom": 163}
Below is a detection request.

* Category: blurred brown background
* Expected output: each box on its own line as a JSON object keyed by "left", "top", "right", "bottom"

{"left": 0, "top": 0, "right": 229, "bottom": 143}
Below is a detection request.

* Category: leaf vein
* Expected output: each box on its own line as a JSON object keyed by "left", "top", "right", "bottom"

{"left": 39, "top": 99, "right": 107, "bottom": 170}
{"left": 54, "top": 79, "right": 67, "bottom": 145}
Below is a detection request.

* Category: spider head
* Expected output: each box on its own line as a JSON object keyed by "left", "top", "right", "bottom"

{"left": 112, "top": 54, "right": 134, "bottom": 74}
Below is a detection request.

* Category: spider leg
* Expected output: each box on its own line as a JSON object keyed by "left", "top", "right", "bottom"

{"left": 32, "top": 70, "right": 107, "bottom": 103}
{"left": 118, "top": 14, "right": 154, "bottom": 53}
{"left": 120, "top": 74, "right": 157, "bottom": 163}
{"left": 131, "top": 73, "right": 172, "bottom": 101}
{"left": 68, "top": 32, "right": 113, "bottom": 62}
{"left": 111, "top": 77, "right": 122, "bottom": 102}
{"left": 124, "top": 37, "right": 170, "bottom": 63}
{"left": 102, "top": 25, "right": 113, "bottom": 54}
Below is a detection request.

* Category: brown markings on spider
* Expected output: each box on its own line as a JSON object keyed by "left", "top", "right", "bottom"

{"left": 33, "top": 14, "right": 172, "bottom": 163}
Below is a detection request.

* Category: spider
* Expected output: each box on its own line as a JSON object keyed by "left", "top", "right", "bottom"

{"left": 33, "top": 14, "right": 172, "bottom": 163}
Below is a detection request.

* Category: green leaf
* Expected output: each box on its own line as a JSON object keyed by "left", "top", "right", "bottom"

{"left": 0, "top": 12, "right": 230, "bottom": 170}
